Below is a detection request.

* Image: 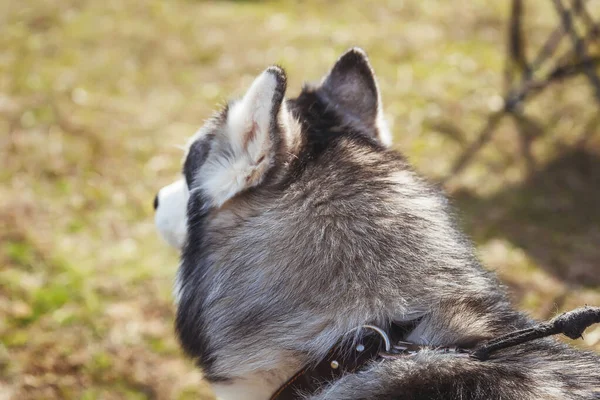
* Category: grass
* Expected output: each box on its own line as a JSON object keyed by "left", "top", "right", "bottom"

{"left": 1, "top": 0, "right": 599, "bottom": 398}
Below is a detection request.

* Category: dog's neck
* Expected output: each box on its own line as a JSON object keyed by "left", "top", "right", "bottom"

{"left": 212, "top": 376, "right": 275, "bottom": 400}
{"left": 209, "top": 321, "right": 424, "bottom": 400}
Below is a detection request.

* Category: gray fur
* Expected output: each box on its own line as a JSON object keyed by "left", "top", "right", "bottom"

{"left": 157, "top": 48, "right": 600, "bottom": 399}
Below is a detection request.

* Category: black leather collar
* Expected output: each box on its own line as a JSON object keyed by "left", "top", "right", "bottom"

{"left": 270, "top": 322, "right": 431, "bottom": 400}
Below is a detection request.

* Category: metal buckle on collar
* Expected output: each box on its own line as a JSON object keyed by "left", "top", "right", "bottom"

{"left": 346, "top": 324, "right": 391, "bottom": 352}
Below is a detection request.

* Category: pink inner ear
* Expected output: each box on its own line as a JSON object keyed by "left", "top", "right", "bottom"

{"left": 243, "top": 121, "right": 259, "bottom": 149}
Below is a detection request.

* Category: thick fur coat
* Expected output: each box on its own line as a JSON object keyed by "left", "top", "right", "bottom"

{"left": 154, "top": 48, "right": 600, "bottom": 399}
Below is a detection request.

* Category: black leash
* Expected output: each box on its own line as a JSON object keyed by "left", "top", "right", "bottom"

{"left": 471, "top": 306, "right": 600, "bottom": 361}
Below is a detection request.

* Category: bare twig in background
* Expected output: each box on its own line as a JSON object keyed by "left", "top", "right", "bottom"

{"left": 443, "top": 112, "right": 505, "bottom": 180}
{"left": 513, "top": 113, "right": 546, "bottom": 173}
{"left": 529, "top": 27, "right": 565, "bottom": 79}
{"left": 573, "top": 0, "right": 600, "bottom": 40}
{"left": 505, "top": 56, "right": 600, "bottom": 110}
{"left": 505, "top": 0, "right": 529, "bottom": 91}
{"left": 443, "top": 0, "right": 600, "bottom": 184}
{"left": 553, "top": 0, "right": 600, "bottom": 102}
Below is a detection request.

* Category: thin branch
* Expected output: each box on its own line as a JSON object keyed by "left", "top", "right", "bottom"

{"left": 510, "top": 0, "right": 529, "bottom": 75}
{"left": 441, "top": 112, "right": 505, "bottom": 183}
{"left": 505, "top": 57, "right": 600, "bottom": 110}
{"left": 529, "top": 26, "right": 565, "bottom": 78}
{"left": 552, "top": 0, "right": 600, "bottom": 102}
{"left": 573, "top": 0, "right": 600, "bottom": 40}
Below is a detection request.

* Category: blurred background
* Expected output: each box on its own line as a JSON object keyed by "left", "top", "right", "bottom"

{"left": 1, "top": 0, "right": 599, "bottom": 399}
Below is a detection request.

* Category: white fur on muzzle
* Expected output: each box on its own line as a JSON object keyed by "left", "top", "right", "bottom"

{"left": 154, "top": 179, "right": 189, "bottom": 249}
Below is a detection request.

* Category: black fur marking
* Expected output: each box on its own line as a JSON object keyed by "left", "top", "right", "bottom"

{"left": 266, "top": 65, "right": 288, "bottom": 171}
{"left": 321, "top": 48, "right": 382, "bottom": 141}
{"left": 184, "top": 133, "right": 214, "bottom": 189}
{"left": 176, "top": 190, "right": 226, "bottom": 382}
{"left": 265, "top": 65, "right": 287, "bottom": 104}
{"left": 281, "top": 85, "right": 387, "bottom": 187}
{"left": 382, "top": 362, "right": 536, "bottom": 400}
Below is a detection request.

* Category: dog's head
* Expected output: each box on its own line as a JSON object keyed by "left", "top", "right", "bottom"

{"left": 154, "top": 49, "right": 481, "bottom": 394}
{"left": 155, "top": 49, "right": 391, "bottom": 251}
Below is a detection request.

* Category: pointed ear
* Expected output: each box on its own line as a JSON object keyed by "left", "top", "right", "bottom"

{"left": 199, "top": 66, "right": 294, "bottom": 207}
{"left": 321, "top": 48, "right": 391, "bottom": 146}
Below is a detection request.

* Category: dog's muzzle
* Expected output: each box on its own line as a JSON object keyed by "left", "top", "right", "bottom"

{"left": 154, "top": 179, "right": 189, "bottom": 249}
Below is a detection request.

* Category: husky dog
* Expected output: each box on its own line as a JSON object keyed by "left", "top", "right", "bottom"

{"left": 154, "top": 48, "right": 600, "bottom": 399}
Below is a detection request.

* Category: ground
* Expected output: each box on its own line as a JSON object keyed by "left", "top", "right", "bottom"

{"left": 1, "top": 0, "right": 599, "bottom": 399}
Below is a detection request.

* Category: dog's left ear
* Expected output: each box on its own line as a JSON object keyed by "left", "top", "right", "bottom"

{"left": 321, "top": 48, "right": 392, "bottom": 146}
{"left": 199, "top": 66, "right": 295, "bottom": 208}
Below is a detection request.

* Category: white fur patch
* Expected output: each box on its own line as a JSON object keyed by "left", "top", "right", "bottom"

{"left": 212, "top": 376, "right": 279, "bottom": 400}
{"left": 172, "top": 263, "right": 184, "bottom": 305}
{"left": 376, "top": 108, "right": 392, "bottom": 147}
{"left": 154, "top": 179, "right": 189, "bottom": 249}
{"left": 199, "top": 70, "right": 281, "bottom": 208}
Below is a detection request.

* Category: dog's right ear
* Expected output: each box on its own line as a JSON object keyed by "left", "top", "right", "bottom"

{"left": 320, "top": 48, "right": 392, "bottom": 146}
{"left": 197, "top": 66, "right": 295, "bottom": 208}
